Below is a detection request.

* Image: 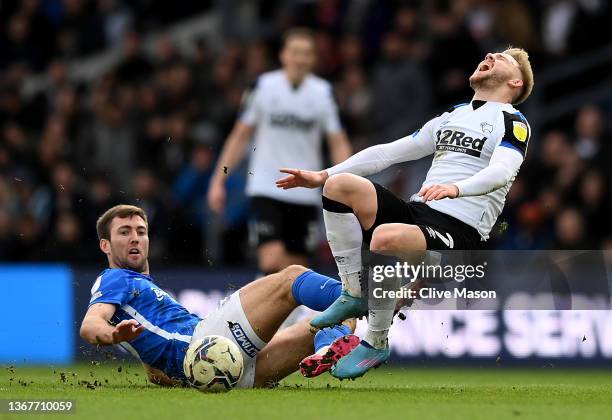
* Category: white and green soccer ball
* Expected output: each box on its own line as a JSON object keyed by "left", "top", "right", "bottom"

{"left": 183, "top": 335, "right": 244, "bottom": 392}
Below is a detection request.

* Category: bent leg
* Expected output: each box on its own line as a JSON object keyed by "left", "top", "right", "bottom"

{"left": 238, "top": 265, "right": 308, "bottom": 343}
{"left": 319, "top": 174, "right": 377, "bottom": 303}
{"left": 370, "top": 223, "right": 427, "bottom": 254}
{"left": 239, "top": 266, "right": 346, "bottom": 343}
{"left": 364, "top": 223, "right": 427, "bottom": 350}
{"left": 323, "top": 173, "right": 378, "bottom": 229}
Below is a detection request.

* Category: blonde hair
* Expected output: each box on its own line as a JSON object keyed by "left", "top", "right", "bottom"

{"left": 96, "top": 204, "right": 148, "bottom": 241}
{"left": 503, "top": 47, "right": 534, "bottom": 105}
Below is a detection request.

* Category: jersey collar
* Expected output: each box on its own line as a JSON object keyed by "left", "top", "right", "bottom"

{"left": 472, "top": 100, "right": 487, "bottom": 110}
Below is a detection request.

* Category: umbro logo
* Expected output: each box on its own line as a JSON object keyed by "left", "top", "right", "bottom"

{"left": 227, "top": 321, "right": 260, "bottom": 358}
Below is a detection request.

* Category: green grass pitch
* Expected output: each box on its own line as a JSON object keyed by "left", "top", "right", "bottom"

{"left": 2, "top": 363, "right": 611, "bottom": 420}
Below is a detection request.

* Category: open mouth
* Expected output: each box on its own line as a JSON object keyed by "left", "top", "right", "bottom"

{"left": 479, "top": 62, "right": 492, "bottom": 72}
{"left": 129, "top": 248, "right": 140, "bottom": 256}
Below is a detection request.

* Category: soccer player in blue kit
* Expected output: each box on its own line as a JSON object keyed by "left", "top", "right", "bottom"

{"left": 80, "top": 205, "right": 361, "bottom": 388}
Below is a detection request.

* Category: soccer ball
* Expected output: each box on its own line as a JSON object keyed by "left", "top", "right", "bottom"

{"left": 183, "top": 335, "right": 244, "bottom": 392}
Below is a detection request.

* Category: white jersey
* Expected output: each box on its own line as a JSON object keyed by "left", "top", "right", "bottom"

{"left": 240, "top": 70, "right": 342, "bottom": 205}
{"left": 414, "top": 100, "right": 530, "bottom": 239}
{"left": 327, "top": 100, "right": 531, "bottom": 240}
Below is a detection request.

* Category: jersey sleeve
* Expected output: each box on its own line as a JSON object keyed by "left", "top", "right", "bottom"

{"left": 325, "top": 114, "right": 440, "bottom": 177}
{"left": 409, "top": 113, "right": 443, "bottom": 155}
{"left": 454, "top": 146, "right": 523, "bottom": 197}
{"left": 321, "top": 85, "right": 343, "bottom": 135}
{"left": 499, "top": 111, "right": 530, "bottom": 157}
{"left": 238, "top": 79, "right": 261, "bottom": 126}
{"left": 88, "top": 270, "right": 132, "bottom": 307}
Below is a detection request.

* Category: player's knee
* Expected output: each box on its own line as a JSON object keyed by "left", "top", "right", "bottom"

{"left": 280, "top": 264, "right": 308, "bottom": 283}
{"left": 275, "top": 264, "right": 308, "bottom": 301}
{"left": 323, "top": 173, "right": 359, "bottom": 201}
{"left": 370, "top": 225, "right": 404, "bottom": 252}
{"left": 371, "top": 224, "right": 424, "bottom": 252}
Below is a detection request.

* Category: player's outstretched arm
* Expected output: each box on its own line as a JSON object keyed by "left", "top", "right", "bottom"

{"left": 276, "top": 168, "right": 329, "bottom": 189}
{"left": 80, "top": 303, "right": 144, "bottom": 345}
{"left": 276, "top": 133, "right": 434, "bottom": 190}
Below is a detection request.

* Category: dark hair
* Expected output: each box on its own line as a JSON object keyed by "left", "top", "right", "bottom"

{"left": 282, "top": 27, "right": 316, "bottom": 48}
{"left": 96, "top": 204, "right": 148, "bottom": 241}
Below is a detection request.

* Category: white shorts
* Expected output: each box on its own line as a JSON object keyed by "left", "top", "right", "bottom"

{"left": 191, "top": 291, "right": 267, "bottom": 388}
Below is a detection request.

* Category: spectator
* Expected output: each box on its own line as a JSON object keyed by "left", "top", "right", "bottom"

{"left": 170, "top": 143, "right": 214, "bottom": 262}
{"left": 132, "top": 167, "right": 168, "bottom": 259}
{"left": 0, "top": 2, "right": 611, "bottom": 263}
{"left": 46, "top": 210, "right": 92, "bottom": 262}
{"left": 115, "top": 32, "right": 153, "bottom": 85}
{"left": 554, "top": 207, "right": 591, "bottom": 249}
{"left": 77, "top": 96, "right": 137, "bottom": 193}
{"left": 426, "top": 6, "right": 481, "bottom": 108}
{"left": 370, "top": 31, "right": 431, "bottom": 142}
{"left": 573, "top": 105, "right": 611, "bottom": 171}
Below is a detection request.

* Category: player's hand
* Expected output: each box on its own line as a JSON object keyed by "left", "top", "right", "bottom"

{"left": 418, "top": 184, "right": 459, "bottom": 202}
{"left": 112, "top": 319, "right": 145, "bottom": 344}
{"left": 276, "top": 168, "right": 328, "bottom": 189}
{"left": 207, "top": 180, "right": 226, "bottom": 214}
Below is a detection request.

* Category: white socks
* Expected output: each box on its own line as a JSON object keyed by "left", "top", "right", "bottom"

{"left": 365, "top": 307, "right": 395, "bottom": 349}
{"left": 323, "top": 209, "right": 363, "bottom": 297}
{"left": 365, "top": 326, "right": 390, "bottom": 350}
{"left": 364, "top": 254, "right": 401, "bottom": 350}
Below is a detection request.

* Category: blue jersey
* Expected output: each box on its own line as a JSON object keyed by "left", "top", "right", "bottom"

{"left": 88, "top": 268, "right": 201, "bottom": 381}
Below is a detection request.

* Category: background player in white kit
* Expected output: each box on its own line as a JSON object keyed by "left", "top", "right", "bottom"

{"left": 208, "top": 28, "right": 351, "bottom": 274}
{"left": 277, "top": 47, "right": 535, "bottom": 378}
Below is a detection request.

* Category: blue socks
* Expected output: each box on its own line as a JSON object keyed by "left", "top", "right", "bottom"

{"left": 291, "top": 270, "right": 352, "bottom": 353}
{"left": 291, "top": 270, "right": 342, "bottom": 312}
{"left": 314, "top": 324, "right": 352, "bottom": 352}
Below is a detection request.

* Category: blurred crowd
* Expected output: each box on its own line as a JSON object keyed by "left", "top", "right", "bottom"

{"left": 1, "top": 0, "right": 612, "bottom": 264}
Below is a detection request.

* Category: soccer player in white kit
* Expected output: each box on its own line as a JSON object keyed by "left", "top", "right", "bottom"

{"left": 277, "top": 48, "right": 535, "bottom": 378}
{"left": 208, "top": 28, "right": 351, "bottom": 274}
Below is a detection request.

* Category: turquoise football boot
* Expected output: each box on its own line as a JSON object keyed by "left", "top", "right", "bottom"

{"left": 330, "top": 340, "right": 390, "bottom": 380}
{"left": 310, "top": 291, "right": 368, "bottom": 329}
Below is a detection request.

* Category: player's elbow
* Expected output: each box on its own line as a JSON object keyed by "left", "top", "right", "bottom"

{"left": 496, "top": 165, "right": 515, "bottom": 187}
{"left": 79, "top": 318, "right": 104, "bottom": 345}
{"left": 144, "top": 365, "right": 178, "bottom": 387}
{"left": 146, "top": 372, "right": 166, "bottom": 386}
{"left": 79, "top": 322, "right": 95, "bottom": 344}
